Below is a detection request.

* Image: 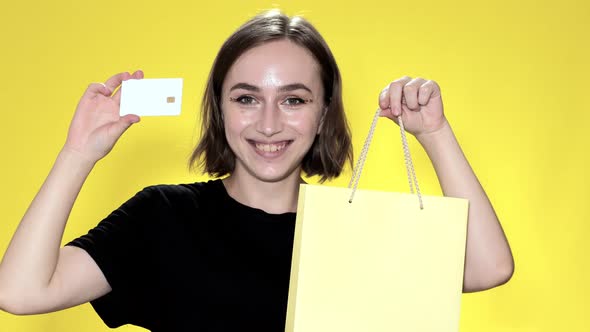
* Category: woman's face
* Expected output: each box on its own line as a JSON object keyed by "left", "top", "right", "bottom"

{"left": 221, "top": 39, "right": 324, "bottom": 183}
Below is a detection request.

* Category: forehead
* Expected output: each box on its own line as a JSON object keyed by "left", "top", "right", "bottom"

{"left": 223, "top": 39, "right": 321, "bottom": 91}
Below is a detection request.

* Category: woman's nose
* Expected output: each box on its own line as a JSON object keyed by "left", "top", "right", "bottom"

{"left": 255, "top": 103, "right": 283, "bottom": 137}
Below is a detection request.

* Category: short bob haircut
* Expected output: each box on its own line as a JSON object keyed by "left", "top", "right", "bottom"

{"left": 189, "top": 10, "right": 353, "bottom": 182}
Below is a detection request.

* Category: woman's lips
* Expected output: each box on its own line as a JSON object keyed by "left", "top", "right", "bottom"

{"left": 248, "top": 140, "right": 292, "bottom": 157}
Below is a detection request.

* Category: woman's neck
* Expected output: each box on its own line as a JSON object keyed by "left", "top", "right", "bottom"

{"left": 222, "top": 168, "right": 304, "bottom": 214}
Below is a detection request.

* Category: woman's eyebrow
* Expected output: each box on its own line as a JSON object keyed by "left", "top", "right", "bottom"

{"left": 277, "top": 83, "right": 312, "bottom": 93}
{"left": 230, "top": 83, "right": 259, "bottom": 92}
{"left": 229, "top": 82, "right": 312, "bottom": 93}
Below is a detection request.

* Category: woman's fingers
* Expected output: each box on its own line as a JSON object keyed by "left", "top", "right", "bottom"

{"left": 112, "top": 70, "right": 144, "bottom": 104}
{"left": 403, "top": 77, "right": 427, "bottom": 111}
{"left": 417, "top": 80, "right": 441, "bottom": 106}
{"left": 111, "top": 114, "right": 141, "bottom": 137}
{"left": 131, "top": 70, "right": 144, "bottom": 80}
{"left": 378, "top": 75, "right": 446, "bottom": 136}
{"left": 104, "top": 72, "right": 131, "bottom": 93}
{"left": 378, "top": 86, "right": 390, "bottom": 110}
{"left": 83, "top": 83, "right": 111, "bottom": 99}
{"left": 379, "top": 76, "right": 412, "bottom": 117}
{"left": 389, "top": 76, "right": 412, "bottom": 116}
{"left": 80, "top": 70, "right": 144, "bottom": 107}
{"left": 379, "top": 77, "right": 442, "bottom": 116}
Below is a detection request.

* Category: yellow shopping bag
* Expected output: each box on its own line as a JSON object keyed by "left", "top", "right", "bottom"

{"left": 286, "top": 112, "right": 469, "bottom": 332}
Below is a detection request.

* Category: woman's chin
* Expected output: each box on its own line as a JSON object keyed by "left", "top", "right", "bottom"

{"left": 246, "top": 165, "right": 300, "bottom": 184}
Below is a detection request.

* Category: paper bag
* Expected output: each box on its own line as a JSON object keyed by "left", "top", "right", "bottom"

{"left": 286, "top": 184, "right": 469, "bottom": 332}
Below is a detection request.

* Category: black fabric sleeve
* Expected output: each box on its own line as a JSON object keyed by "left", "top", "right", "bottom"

{"left": 66, "top": 186, "right": 161, "bottom": 330}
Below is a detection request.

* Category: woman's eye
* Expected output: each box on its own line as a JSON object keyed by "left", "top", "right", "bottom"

{"left": 233, "top": 96, "right": 257, "bottom": 105}
{"left": 283, "top": 97, "right": 306, "bottom": 106}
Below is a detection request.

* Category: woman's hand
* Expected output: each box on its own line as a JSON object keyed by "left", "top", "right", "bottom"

{"left": 63, "top": 70, "right": 143, "bottom": 163}
{"left": 378, "top": 76, "right": 447, "bottom": 140}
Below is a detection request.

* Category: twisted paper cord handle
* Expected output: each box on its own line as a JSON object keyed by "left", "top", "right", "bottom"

{"left": 348, "top": 109, "right": 424, "bottom": 210}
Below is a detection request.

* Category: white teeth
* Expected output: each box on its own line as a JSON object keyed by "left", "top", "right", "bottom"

{"left": 255, "top": 142, "right": 287, "bottom": 153}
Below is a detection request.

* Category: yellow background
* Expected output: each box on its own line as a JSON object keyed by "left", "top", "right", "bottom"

{"left": 0, "top": 0, "right": 588, "bottom": 331}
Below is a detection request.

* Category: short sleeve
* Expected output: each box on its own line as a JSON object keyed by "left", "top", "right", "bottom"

{"left": 66, "top": 186, "right": 161, "bottom": 329}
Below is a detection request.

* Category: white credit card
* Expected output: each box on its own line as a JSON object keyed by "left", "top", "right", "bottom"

{"left": 120, "top": 78, "right": 183, "bottom": 116}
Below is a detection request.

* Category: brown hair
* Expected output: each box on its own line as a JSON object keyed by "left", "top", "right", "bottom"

{"left": 189, "top": 10, "right": 352, "bottom": 182}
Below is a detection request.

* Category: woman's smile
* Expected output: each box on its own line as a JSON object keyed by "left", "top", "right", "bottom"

{"left": 250, "top": 140, "right": 292, "bottom": 156}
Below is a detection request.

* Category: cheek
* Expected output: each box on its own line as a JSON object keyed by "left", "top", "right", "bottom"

{"left": 285, "top": 111, "right": 321, "bottom": 136}
{"left": 223, "top": 111, "right": 255, "bottom": 137}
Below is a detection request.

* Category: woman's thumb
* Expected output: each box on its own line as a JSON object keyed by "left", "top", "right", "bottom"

{"left": 111, "top": 114, "right": 140, "bottom": 138}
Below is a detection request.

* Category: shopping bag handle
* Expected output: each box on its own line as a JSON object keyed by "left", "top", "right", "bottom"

{"left": 347, "top": 109, "right": 424, "bottom": 210}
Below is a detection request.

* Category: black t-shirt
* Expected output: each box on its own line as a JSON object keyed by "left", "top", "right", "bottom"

{"left": 66, "top": 179, "right": 296, "bottom": 332}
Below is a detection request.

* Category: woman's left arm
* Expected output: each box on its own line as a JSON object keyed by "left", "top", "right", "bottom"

{"left": 379, "top": 76, "right": 514, "bottom": 292}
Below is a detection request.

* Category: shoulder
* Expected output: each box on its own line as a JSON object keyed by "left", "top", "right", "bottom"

{"left": 137, "top": 179, "right": 223, "bottom": 209}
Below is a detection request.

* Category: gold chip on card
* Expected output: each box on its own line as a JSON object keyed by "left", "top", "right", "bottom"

{"left": 167, "top": 96, "right": 176, "bottom": 103}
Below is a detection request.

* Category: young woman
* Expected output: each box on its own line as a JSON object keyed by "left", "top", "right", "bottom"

{"left": 0, "top": 10, "right": 513, "bottom": 331}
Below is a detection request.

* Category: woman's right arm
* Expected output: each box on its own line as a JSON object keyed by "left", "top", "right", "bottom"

{"left": 0, "top": 71, "right": 143, "bottom": 315}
